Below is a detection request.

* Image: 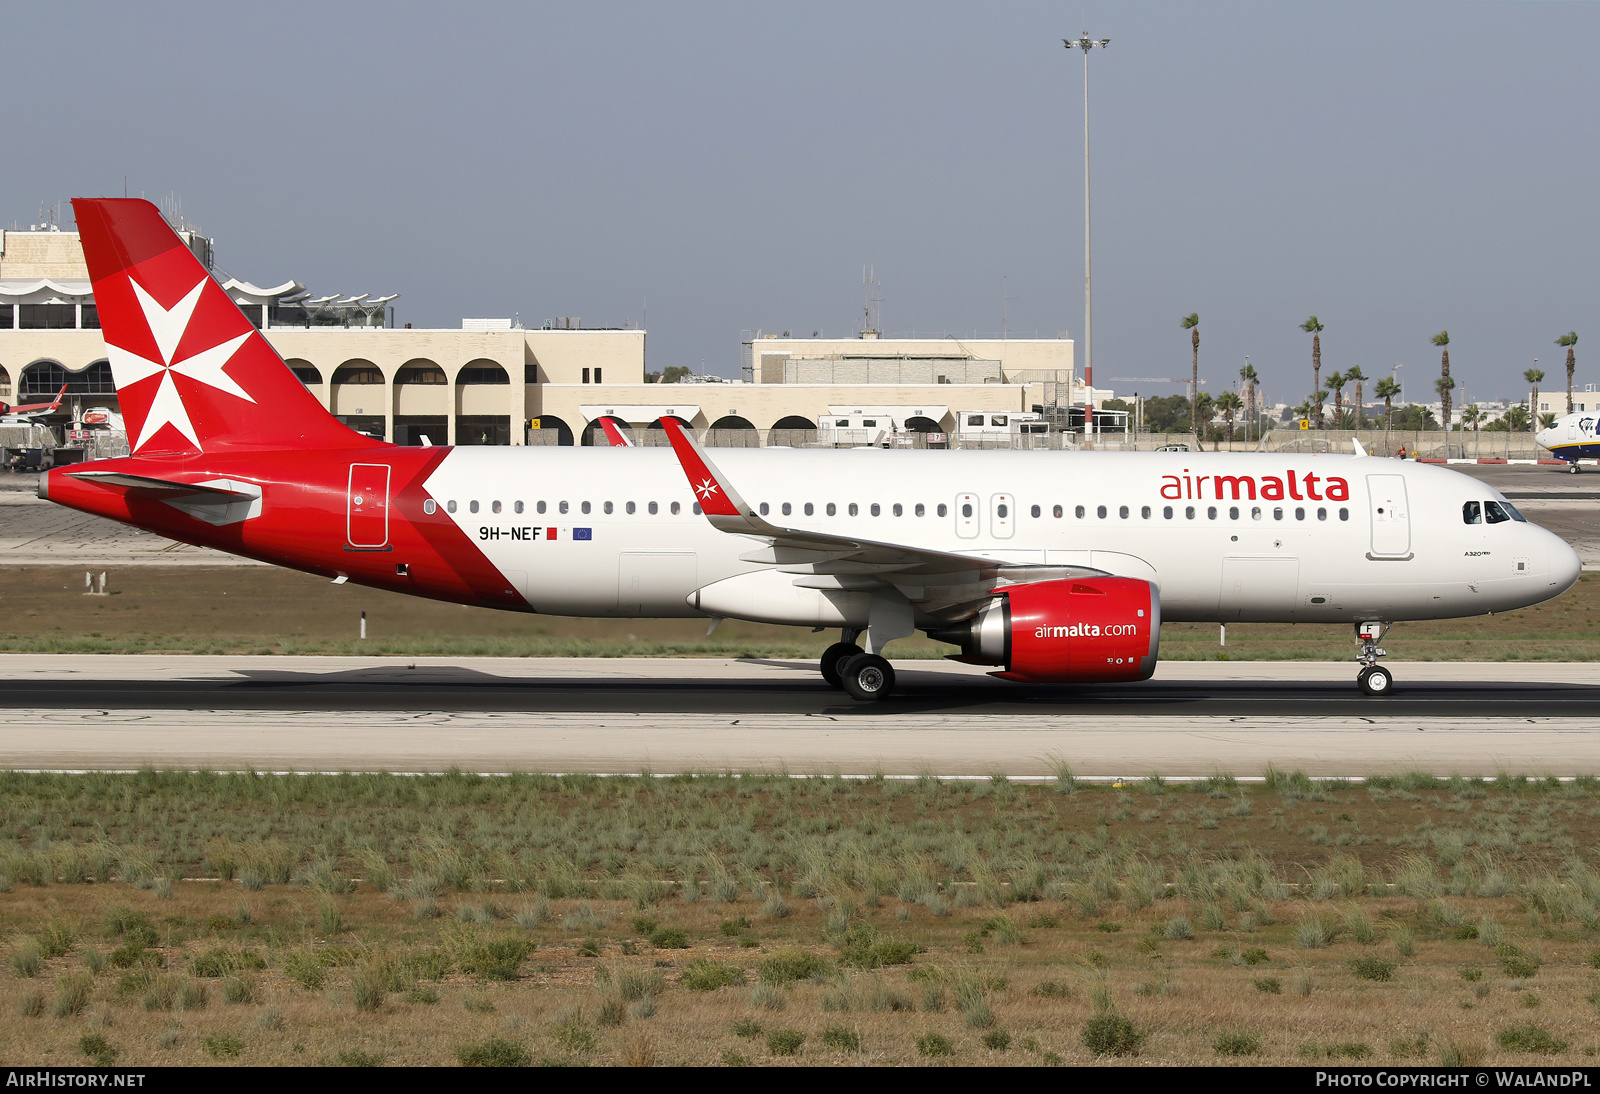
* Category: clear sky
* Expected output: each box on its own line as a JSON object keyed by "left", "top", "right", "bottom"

{"left": 3, "top": 1, "right": 1593, "bottom": 408}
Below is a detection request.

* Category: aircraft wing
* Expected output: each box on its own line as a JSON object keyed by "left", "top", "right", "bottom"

{"left": 658, "top": 418, "right": 1097, "bottom": 607}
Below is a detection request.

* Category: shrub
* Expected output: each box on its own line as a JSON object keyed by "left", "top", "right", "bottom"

{"left": 1163, "top": 916, "right": 1192, "bottom": 941}
{"left": 554, "top": 1023, "right": 596, "bottom": 1053}
{"left": 759, "top": 948, "right": 832, "bottom": 986}
{"left": 282, "top": 950, "right": 326, "bottom": 991}
{"left": 1348, "top": 956, "right": 1397, "bottom": 982}
{"left": 1497, "top": 1025, "right": 1567, "bottom": 1055}
{"left": 731, "top": 1018, "right": 761, "bottom": 1039}
{"left": 983, "top": 1030, "right": 1012, "bottom": 1051}
{"left": 1215, "top": 1031, "right": 1261, "bottom": 1057}
{"left": 1254, "top": 977, "right": 1281, "bottom": 994}
{"left": 336, "top": 1050, "right": 384, "bottom": 1067}
{"left": 221, "top": 976, "right": 254, "bottom": 1005}
{"left": 821, "top": 1026, "right": 861, "bottom": 1051}
{"left": 52, "top": 973, "right": 93, "bottom": 1018}
{"left": 837, "top": 925, "right": 919, "bottom": 969}
{"left": 1497, "top": 944, "right": 1539, "bottom": 979}
{"left": 456, "top": 1037, "right": 530, "bottom": 1067}
{"left": 1082, "top": 1012, "right": 1140, "bottom": 1057}
{"left": 1240, "top": 948, "right": 1270, "bottom": 966}
{"left": 79, "top": 1034, "right": 116, "bottom": 1067}
{"left": 39, "top": 921, "right": 77, "bottom": 959}
{"left": 19, "top": 990, "right": 44, "bottom": 1018}
{"left": 630, "top": 916, "right": 658, "bottom": 936}
{"left": 720, "top": 917, "right": 752, "bottom": 936}
{"left": 404, "top": 986, "right": 439, "bottom": 1005}
{"left": 458, "top": 937, "right": 534, "bottom": 981}
{"left": 202, "top": 1034, "right": 244, "bottom": 1059}
{"left": 766, "top": 1029, "right": 804, "bottom": 1056}
{"left": 916, "top": 1031, "right": 954, "bottom": 1057}
{"left": 648, "top": 926, "right": 689, "bottom": 950}
{"left": 11, "top": 941, "right": 40, "bottom": 978}
{"left": 350, "top": 965, "right": 386, "bottom": 1013}
{"left": 681, "top": 959, "right": 745, "bottom": 992}
{"left": 1027, "top": 913, "right": 1059, "bottom": 929}
{"left": 1031, "top": 980, "right": 1071, "bottom": 999}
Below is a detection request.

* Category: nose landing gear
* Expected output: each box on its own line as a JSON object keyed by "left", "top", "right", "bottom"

{"left": 1356, "top": 621, "right": 1393, "bottom": 696}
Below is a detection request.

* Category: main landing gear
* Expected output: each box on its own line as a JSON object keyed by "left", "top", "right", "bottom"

{"left": 1356, "top": 621, "right": 1393, "bottom": 696}
{"left": 820, "top": 630, "right": 898, "bottom": 701}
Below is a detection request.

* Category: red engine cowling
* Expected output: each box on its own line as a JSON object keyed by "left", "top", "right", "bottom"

{"left": 939, "top": 577, "right": 1160, "bottom": 683}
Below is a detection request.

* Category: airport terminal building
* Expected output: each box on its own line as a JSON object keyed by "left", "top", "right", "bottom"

{"left": 0, "top": 223, "right": 1089, "bottom": 450}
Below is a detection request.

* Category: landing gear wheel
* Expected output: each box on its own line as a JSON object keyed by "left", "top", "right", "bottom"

{"left": 840, "top": 653, "right": 896, "bottom": 702}
{"left": 1570, "top": 462, "right": 1583, "bottom": 475}
{"left": 1358, "top": 665, "right": 1393, "bottom": 696}
{"left": 820, "top": 642, "right": 863, "bottom": 688}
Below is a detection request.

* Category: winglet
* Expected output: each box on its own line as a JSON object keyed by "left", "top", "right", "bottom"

{"left": 597, "top": 416, "right": 633, "bottom": 447}
{"left": 1352, "top": 438, "right": 1368, "bottom": 457}
{"left": 659, "top": 417, "right": 779, "bottom": 535}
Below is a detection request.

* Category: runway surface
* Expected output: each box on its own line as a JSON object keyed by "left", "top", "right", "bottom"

{"left": 3, "top": 655, "right": 1598, "bottom": 776}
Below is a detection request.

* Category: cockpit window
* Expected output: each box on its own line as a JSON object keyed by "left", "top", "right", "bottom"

{"left": 1503, "top": 502, "right": 1527, "bottom": 523}
{"left": 1484, "top": 501, "right": 1511, "bottom": 524}
{"left": 1462, "top": 501, "right": 1481, "bottom": 525}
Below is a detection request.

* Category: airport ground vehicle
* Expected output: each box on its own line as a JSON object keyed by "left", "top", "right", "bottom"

{"left": 40, "top": 199, "right": 1581, "bottom": 700}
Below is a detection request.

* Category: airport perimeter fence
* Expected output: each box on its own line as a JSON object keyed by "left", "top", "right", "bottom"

{"left": 521, "top": 424, "right": 1557, "bottom": 456}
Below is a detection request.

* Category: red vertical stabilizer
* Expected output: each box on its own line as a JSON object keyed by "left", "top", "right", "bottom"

{"left": 71, "top": 198, "right": 380, "bottom": 455}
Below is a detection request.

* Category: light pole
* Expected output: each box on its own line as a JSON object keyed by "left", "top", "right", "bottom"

{"left": 1066, "top": 31, "right": 1109, "bottom": 438}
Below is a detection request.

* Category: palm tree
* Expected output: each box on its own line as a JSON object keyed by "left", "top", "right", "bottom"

{"left": 1541, "top": 411, "right": 1558, "bottom": 429}
{"left": 1181, "top": 313, "right": 1201, "bottom": 442}
{"left": 1525, "top": 368, "right": 1545, "bottom": 434}
{"left": 1216, "top": 390, "right": 1243, "bottom": 444}
{"left": 1239, "top": 361, "right": 1259, "bottom": 441}
{"left": 1301, "top": 316, "right": 1326, "bottom": 427}
{"left": 1462, "top": 403, "right": 1483, "bottom": 455}
{"left": 1431, "top": 331, "right": 1452, "bottom": 430}
{"left": 1195, "top": 391, "right": 1215, "bottom": 444}
{"left": 1557, "top": 332, "right": 1578, "bottom": 414}
{"left": 1327, "top": 370, "right": 1347, "bottom": 429}
{"left": 1345, "top": 365, "right": 1367, "bottom": 429}
{"left": 1375, "top": 375, "right": 1401, "bottom": 432}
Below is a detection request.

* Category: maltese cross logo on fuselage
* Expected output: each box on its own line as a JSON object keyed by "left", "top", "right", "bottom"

{"left": 106, "top": 277, "right": 254, "bottom": 453}
{"left": 695, "top": 478, "right": 719, "bottom": 500}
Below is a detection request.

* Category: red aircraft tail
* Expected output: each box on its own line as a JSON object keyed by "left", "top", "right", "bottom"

{"left": 72, "top": 198, "right": 379, "bottom": 455}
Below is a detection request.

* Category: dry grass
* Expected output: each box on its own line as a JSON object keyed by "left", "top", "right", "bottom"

{"left": 0, "top": 566, "right": 1598, "bottom": 659}
{"left": 3, "top": 771, "right": 1600, "bottom": 1064}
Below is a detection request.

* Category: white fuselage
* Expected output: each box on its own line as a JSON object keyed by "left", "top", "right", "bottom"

{"left": 418, "top": 447, "right": 1580, "bottom": 627}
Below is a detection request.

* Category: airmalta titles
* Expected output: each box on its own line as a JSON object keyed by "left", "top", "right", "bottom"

{"left": 1160, "top": 470, "right": 1351, "bottom": 502}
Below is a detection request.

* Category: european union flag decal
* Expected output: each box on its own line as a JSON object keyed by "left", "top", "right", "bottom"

{"left": 574, "top": 528, "right": 593, "bottom": 541}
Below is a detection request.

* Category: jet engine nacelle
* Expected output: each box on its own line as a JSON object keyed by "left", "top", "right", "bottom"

{"left": 934, "top": 577, "right": 1160, "bottom": 683}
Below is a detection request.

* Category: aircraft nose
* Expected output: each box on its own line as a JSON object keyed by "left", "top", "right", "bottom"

{"left": 1544, "top": 530, "right": 1582, "bottom": 593}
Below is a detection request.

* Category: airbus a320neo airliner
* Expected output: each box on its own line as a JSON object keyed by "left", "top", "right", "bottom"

{"left": 40, "top": 199, "right": 1581, "bottom": 700}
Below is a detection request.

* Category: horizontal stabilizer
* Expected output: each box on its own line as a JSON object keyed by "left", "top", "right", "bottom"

{"left": 68, "top": 471, "right": 255, "bottom": 499}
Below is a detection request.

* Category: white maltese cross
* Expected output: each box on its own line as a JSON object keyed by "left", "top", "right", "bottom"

{"left": 107, "top": 278, "right": 254, "bottom": 452}
{"left": 694, "top": 478, "right": 720, "bottom": 499}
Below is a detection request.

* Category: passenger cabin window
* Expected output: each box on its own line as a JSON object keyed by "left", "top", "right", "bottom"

{"left": 671, "top": 501, "right": 681, "bottom": 515}
{"left": 915, "top": 504, "right": 925, "bottom": 517}
{"left": 423, "top": 500, "right": 437, "bottom": 515}
{"left": 782, "top": 503, "right": 792, "bottom": 516}
{"left": 1207, "top": 506, "right": 1217, "bottom": 520}
{"left": 559, "top": 501, "right": 569, "bottom": 514}
{"left": 1273, "top": 507, "right": 1283, "bottom": 520}
{"left": 1484, "top": 501, "right": 1511, "bottom": 524}
{"left": 1339, "top": 508, "right": 1349, "bottom": 521}
{"left": 1163, "top": 506, "right": 1173, "bottom": 519}
{"left": 759, "top": 502, "right": 769, "bottom": 516}
{"left": 648, "top": 502, "right": 658, "bottom": 515}
{"left": 1075, "top": 505, "right": 1086, "bottom": 518}
{"left": 1031, "top": 504, "right": 1041, "bottom": 518}
{"left": 1317, "top": 508, "right": 1327, "bottom": 521}
{"left": 625, "top": 501, "right": 636, "bottom": 514}
{"left": 1053, "top": 505, "right": 1063, "bottom": 518}
{"left": 827, "top": 503, "right": 837, "bottom": 516}
{"left": 1141, "top": 506, "right": 1151, "bottom": 519}
{"left": 603, "top": 501, "right": 613, "bottom": 514}
{"left": 849, "top": 503, "right": 859, "bottom": 516}
{"left": 1186, "top": 506, "right": 1195, "bottom": 519}
{"left": 1295, "top": 507, "right": 1306, "bottom": 520}
{"left": 1119, "top": 505, "right": 1129, "bottom": 519}
{"left": 805, "top": 503, "right": 815, "bottom": 516}
{"left": 514, "top": 501, "right": 524, "bottom": 514}
{"left": 1096, "top": 505, "right": 1107, "bottom": 519}
{"left": 870, "top": 503, "right": 881, "bottom": 516}
{"left": 892, "top": 504, "right": 902, "bottom": 516}
{"left": 536, "top": 501, "right": 547, "bottom": 514}
{"left": 936, "top": 504, "right": 948, "bottom": 517}
{"left": 469, "top": 501, "right": 479, "bottom": 514}
{"left": 492, "top": 501, "right": 502, "bottom": 514}
{"left": 447, "top": 500, "right": 457, "bottom": 513}
{"left": 693, "top": 502, "right": 702, "bottom": 515}
{"left": 581, "top": 501, "right": 591, "bottom": 515}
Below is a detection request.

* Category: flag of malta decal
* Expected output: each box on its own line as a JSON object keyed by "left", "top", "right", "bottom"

{"left": 107, "top": 277, "right": 254, "bottom": 452}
